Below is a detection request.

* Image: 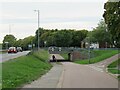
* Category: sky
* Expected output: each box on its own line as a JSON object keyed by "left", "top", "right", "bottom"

{"left": 0, "top": 0, "right": 108, "bottom": 43}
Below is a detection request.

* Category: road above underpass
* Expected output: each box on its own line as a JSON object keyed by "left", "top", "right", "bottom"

{"left": 0, "top": 51, "right": 30, "bottom": 63}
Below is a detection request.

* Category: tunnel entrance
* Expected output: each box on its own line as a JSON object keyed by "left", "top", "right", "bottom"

{"left": 48, "top": 47, "right": 72, "bottom": 62}
{"left": 49, "top": 53, "right": 71, "bottom": 62}
{"left": 48, "top": 47, "right": 89, "bottom": 62}
{"left": 50, "top": 59, "right": 71, "bottom": 62}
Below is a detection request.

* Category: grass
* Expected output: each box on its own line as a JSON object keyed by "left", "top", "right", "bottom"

{"left": 60, "top": 53, "right": 68, "bottom": 60}
{"left": 74, "top": 50, "right": 118, "bottom": 64}
{"left": 2, "top": 49, "right": 52, "bottom": 89}
{"left": 0, "top": 51, "right": 7, "bottom": 54}
{"left": 107, "top": 59, "right": 120, "bottom": 68}
{"left": 108, "top": 69, "right": 120, "bottom": 74}
{"left": 107, "top": 59, "right": 120, "bottom": 79}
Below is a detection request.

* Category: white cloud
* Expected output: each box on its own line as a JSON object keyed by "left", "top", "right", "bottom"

{"left": 0, "top": 1, "right": 106, "bottom": 43}
{"left": 0, "top": 0, "right": 108, "bottom": 3}
{"left": 0, "top": 23, "right": 36, "bottom": 43}
{"left": 0, "top": 20, "right": 98, "bottom": 43}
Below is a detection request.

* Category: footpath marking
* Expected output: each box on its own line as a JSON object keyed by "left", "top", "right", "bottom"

{"left": 87, "top": 65, "right": 103, "bottom": 72}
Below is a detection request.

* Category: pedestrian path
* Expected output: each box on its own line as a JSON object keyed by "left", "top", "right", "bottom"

{"left": 21, "top": 54, "right": 64, "bottom": 88}
{"left": 86, "top": 65, "right": 104, "bottom": 72}
{"left": 88, "top": 53, "right": 120, "bottom": 78}
{"left": 50, "top": 54, "right": 64, "bottom": 60}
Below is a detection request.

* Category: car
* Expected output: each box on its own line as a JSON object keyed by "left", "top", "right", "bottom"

{"left": 48, "top": 46, "right": 58, "bottom": 51}
{"left": 8, "top": 47, "right": 17, "bottom": 53}
{"left": 17, "top": 47, "right": 22, "bottom": 52}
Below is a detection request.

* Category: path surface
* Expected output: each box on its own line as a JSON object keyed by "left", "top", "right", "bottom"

{"left": 60, "top": 62, "right": 118, "bottom": 88}
{"left": 89, "top": 54, "right": 120, "bottom": 72}
{"left": 59, "top": 54, "right": 119, "bottom": 88}
{"left": 22, "top": 54, "right": 64, "bottom": 88}
{"left": 22, "top": 54, "right": 119, "bottom": 88}
{"left": 50, "top": 54, "right": 64, "bottom": 60}
{"left": 1, "top": 51, "right": 30, "bottom": 62}
{"left": 22, "top": 64, "right": 63, "bottom": 88}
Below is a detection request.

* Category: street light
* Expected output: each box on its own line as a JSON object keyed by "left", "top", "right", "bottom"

{"left": 87, "top": 37, "right": 91, "bottom": 64}
{"left": 34, "top": 10, "right": 40, "bottom": 50}
{"left": 9, "top": 24, "right": 13, "bottom": 35}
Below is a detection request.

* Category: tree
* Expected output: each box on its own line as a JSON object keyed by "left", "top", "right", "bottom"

{"left": 35, "top": 28, "right": 88, "bottom": 47}
{"left": 14, "top": 39, "right": 23, "bottom": 47}
{"left": 54, "top": 30, "right": 73, "bottom": 47}
{"left": 40, "top": 31, "right": 56, "bottom": 46}
{"left": 2, "top": 34, "right": 16, "bottom": 49}
{"left": 72, "top": 30, "right": 88, "bottom": 47}
{"left": 21, "top": 36, "right": 35, "bottom": 50}
{"left": 87, "top": 20, "right": 111, "bottom": 48}
{"left": 103, "top": 1, "right": 120, "bottom": 48}
{"left": 86, "top": 31, "right": 97, "bottom": 43}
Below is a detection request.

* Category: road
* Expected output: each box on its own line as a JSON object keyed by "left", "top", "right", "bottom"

{"left": 0, "top": 51, "right": 30, "bottom": 63}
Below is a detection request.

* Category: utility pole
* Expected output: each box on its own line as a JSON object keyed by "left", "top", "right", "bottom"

{"left": 9, "top": 24, "right": 13, "bottom": 35}
{"left": 88, "top": 37, "right": 91, "bottom": 64}
{"left": 34, "top": 10, "right": 40, "bottom": 50}
{"left": 9, "top": 24, "right": 11, "bottom": 35}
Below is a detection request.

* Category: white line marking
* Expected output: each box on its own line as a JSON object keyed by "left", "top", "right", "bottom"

{"left": 88, "top": 65, "right": 103, "bottom": 72}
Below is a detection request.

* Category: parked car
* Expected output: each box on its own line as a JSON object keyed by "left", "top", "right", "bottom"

{"left": 8, "top": 47, "right": 17, "bottom": 53}
{"left": 17, "top": 47, "right": 22, "bottom": 52}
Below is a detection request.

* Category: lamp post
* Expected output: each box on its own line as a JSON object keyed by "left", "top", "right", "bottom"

{"left": 34, "top": 10, "right": 40, "bottom": 50}
{"left": 9, "top": 24, "right": 13, "bottom": 35}
{"left": 87, "top": 37, "right": 91, "bottom": 64}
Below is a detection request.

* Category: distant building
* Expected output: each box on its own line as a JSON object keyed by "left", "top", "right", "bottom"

{"left": 85, "top": 42, "right": 99, "bottom": 49}
{"left": 90, "top": 43, "right": 99, "bottom": 49}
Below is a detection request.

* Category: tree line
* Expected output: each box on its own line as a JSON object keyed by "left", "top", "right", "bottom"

{"left": 2, "top": 0, "right": 120, "bottom": 49}
{"left": 2, "top": 19, "right": 117, "bottom": 50}
{"left": 2, "top": 28, "right": 88, "bottom": 50}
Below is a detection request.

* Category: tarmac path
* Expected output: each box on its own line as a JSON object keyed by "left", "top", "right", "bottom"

{"left": 22, "top": 54, "right": 119, "bottom": 88}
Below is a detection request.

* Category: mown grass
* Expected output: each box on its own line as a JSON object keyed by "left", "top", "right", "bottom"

{"left": 107, "top": 59, "right": 120, "bottom": 68}
{"left": 75, "top": 50, "right": 118, "bottom": 64}
{"left": 107, "top": 59, "right": 120, "bottom": 80}
{"left": 60, "top": 53, "right": 68, "bottom": 60}
{"left": 108, "top": 69, "right": 120, "bottom": 74}
{"left": 0, "top": 51, "right": 7, "bottom": 54}
{"left": 2, "top": 49, "right": 52, "bottom": 89}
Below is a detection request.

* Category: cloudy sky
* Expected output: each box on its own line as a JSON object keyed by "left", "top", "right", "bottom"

{"left": 0, "top": 0, "right": 107, "bottom": 43}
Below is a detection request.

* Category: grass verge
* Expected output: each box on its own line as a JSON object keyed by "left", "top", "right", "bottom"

{"left": 2, "top": 49, "right": 52, "bottom": 89}
{"left": 107, "top": 59, "right": 120, "bottom": 68}
{"left": 108, "top": 69, "right": 120, "bottom": 74}
{"left": 107, "top": 59, "right": 120, "bottom": 80}
{"left": 75, "top": 50, "right": 118, "bottom": 64}
{"left": 60, "top": 53, "right": 68, "bottom": 60}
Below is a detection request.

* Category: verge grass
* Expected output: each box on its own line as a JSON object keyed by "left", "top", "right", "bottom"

{"left": 75, "top": 50, "right": 118, "bottom": 64}
{"left": 2, "top": 49, "right": 52, "bottom": 89}
{"left": 60, "top": 53, "right": 68, "bottom": 60}
{"left": 107, "top": 59, "right": 120, "bottom": 79}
